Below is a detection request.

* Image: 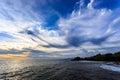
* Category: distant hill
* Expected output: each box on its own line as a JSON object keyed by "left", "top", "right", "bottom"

{"left": 71, "top": 57, "right": 82, "bottom": 61}
{"left": 72, "top": 51, "right": 120, "bottom": 61}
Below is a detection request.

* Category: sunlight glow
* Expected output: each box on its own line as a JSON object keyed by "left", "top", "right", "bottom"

{"left": 0, "top": 52, "right": 30, "bottom": 60}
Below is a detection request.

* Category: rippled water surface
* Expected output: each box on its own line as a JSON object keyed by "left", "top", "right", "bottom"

{"left": 0, "top": 60, "right": 120, "bottom": 80}
{"left": 0, "top": 60, "right": 63, "bottom": 80}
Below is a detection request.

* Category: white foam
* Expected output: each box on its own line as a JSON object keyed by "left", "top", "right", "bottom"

{"left": 100, "top": 64, "right": 120, "bottom": 72}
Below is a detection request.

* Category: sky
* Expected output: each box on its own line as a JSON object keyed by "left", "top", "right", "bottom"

{"left": 0, "top": 0, "right": 120, "bottom": 60}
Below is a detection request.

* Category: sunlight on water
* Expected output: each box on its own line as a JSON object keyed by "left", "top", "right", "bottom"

{"left": 0, "top": 60, "right": 60, "bottom": 74}
{"left": 0, "top": 60, "right": 58, "bottom": 79}
{"left": 6, "top": 61, "right": 28, "bottom": 72}
{"left": 0, "top": 60, "right": 29, "bottom": 74}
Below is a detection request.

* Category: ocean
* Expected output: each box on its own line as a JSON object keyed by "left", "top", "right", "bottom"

{"left": 0, "top": 60, "right": 64, "bottom": 80}
{"left": 0, "top": 60, "right": 120, "bottom": 80}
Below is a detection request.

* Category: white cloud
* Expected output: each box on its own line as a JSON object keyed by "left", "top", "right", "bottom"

{"left": 59, "top": 8, "right": 113, "bottom": 39}
{"left": 58, "top": 0, "right": 120, "bottom": 47}
{"left": 0, "top": 0, "right": 120, "bottom": 59}
{"left": 0, "top": 0, "right": 67, "bottom": 50}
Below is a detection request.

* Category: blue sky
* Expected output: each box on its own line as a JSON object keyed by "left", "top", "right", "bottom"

{"left": 0, "top": 0, "right": 120, "bottom": 59}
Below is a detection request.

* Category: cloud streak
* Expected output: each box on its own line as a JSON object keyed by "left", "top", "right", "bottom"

{"left": 0, "top": 0, "right": 120, "bottom": 59}
{"left": 58, "top": 0, "right": 120, "bottom": 47}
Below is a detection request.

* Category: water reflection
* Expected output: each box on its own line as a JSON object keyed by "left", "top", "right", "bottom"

{"left": 0, "top": 60, "right": 30, "bottom": 74}
{"left": 0, "top": 60, "right": 62, "bottom": 79}
{"left": 7, "top": 60, "right": 27, "bottom": 72}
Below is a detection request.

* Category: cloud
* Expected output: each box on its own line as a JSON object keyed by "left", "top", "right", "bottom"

{"left": 0, "top": 0, "right": 68, "bottom": 49}
{"left": 0, "top": 0, "right": 42, "bottom": 21}
{"left": 0, "top": 52, "right": 30, "bottom": 60}
{"left": 58, "top": 0, "right": 120, "bottom": 47}
{"left": 0, "top": 0, "right": 120, "bottom": 59}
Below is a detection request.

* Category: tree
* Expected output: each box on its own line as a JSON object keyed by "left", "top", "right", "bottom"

{"left": 72, "top": 57, "right": 81, "bottom": 61}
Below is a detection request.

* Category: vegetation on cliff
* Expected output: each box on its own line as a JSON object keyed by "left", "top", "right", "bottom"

{"left": 72, "top": 51, "right": 120, "bottom": 61}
